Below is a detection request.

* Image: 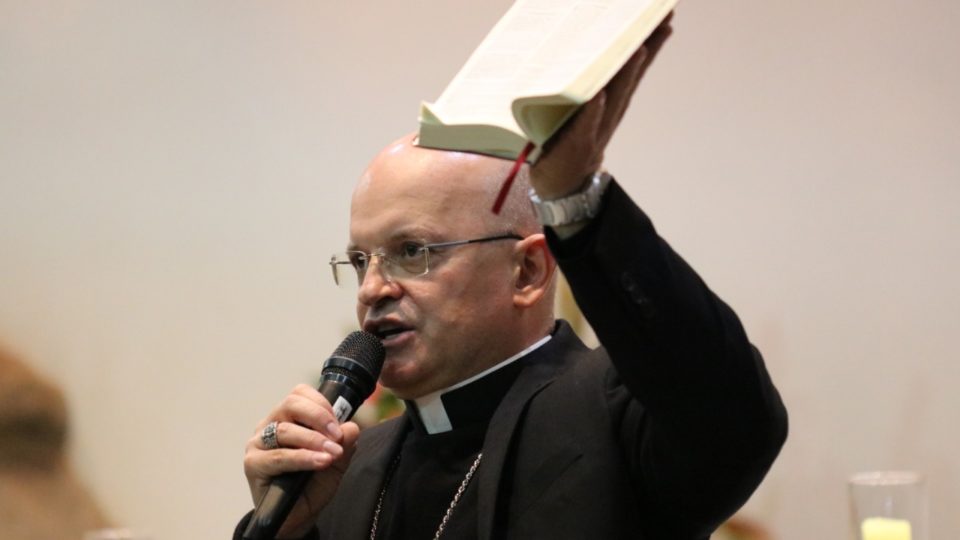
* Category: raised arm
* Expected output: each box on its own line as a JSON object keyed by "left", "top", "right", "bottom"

{"left": 532, "top": 16, "right": 787, "bottom": 536}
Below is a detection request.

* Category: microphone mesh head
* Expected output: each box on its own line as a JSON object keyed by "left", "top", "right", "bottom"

{"left": 331, "top": 331, "right": 385, "bottom": 380}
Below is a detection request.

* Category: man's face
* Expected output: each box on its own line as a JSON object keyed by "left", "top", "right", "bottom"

{"left": 348, "top": 141, "right": 520, "bottom": 399}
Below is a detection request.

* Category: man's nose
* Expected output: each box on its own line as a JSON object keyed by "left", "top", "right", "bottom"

{"left": 357, "top": 255, "right": 401, "bottom": 306}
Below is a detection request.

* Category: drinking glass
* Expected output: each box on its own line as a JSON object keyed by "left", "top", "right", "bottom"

{"left": 849, "top": 471, "right": 927, "bottom": 540}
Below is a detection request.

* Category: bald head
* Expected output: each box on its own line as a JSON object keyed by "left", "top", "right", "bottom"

{"left": 354, "top": 134, "right": 541, "bottom": 238}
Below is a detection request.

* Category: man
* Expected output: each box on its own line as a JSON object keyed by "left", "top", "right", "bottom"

{"left": 237, "top": 19, "right": 787, "bottom": 539}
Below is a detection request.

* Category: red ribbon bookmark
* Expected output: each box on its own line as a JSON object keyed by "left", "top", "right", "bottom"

{"left": 491, "top": 141, "right": 536, "bottom": 214}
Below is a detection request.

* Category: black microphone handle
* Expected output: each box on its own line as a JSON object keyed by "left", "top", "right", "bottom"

{"left": 242, "top": 379, "right": 365, "bottom": 540}
{"left": 242, "top": 470, "right": 312, "bottom": 540}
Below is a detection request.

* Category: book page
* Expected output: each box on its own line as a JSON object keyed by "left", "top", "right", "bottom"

{"left": 429, "top": 0, "right": 662, "bottom": 128}
{"left": 520, "top": 0, "right": 660, "bottom": 97}
{"left": 431, "top": 1, "right": 569, "bottom": 129}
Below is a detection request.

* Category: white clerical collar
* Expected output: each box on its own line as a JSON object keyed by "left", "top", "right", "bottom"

{"left": 412, "top": 335, "right": 552, "bottom": 434}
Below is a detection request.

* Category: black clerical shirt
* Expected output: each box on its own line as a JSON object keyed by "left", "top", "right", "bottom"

{"left": 371, "top": 336, "right": 549, "bottom": 540}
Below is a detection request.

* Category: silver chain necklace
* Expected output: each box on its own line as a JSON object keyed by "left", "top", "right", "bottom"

{"left": 369, "top": 452, "right": 483, "bottom": 540}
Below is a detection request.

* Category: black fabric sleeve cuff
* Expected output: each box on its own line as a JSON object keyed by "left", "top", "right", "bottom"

{"left": 544, "top": 180, "right": 657, "bottom": 261}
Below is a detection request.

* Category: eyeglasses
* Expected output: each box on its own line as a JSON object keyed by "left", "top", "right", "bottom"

{"left": 329, "top": 233, "right": 523, "bottom": 287}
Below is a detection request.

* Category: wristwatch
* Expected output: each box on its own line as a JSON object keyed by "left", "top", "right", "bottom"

{"left": 529, "top": 171, "right": 612, "bottom": 227}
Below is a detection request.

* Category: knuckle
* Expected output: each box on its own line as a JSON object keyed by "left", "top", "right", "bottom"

{"left": 280, "top": 393, "right": 300, "bottom": 410}
{"left": 294, "top": 448, "right": 317, "bottom": 467}
{"left": 305, "top": 430, "right": 323, "bottom": 450}
{"left": 313, "top": 403, "right": 332, "bottom": 418}
{"left": 242, "top": 453, "right": 259, "bottom": 475}
{"left": 269, "top": 450, "right": 285, "bottom": 470}
{"left": 275, "top": 422, "right": 292, "bottom": 443}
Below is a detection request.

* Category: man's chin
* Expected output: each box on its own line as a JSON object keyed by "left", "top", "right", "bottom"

{"left": 378, "top": 359, "right": 414, "bottom": 392}
{"left": 379, "top": 362, "right": 436, "bottom": 400}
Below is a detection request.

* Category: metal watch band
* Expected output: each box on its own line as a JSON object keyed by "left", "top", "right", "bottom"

{"left": 529, "top": 171, "right": 612, "bottom": 227}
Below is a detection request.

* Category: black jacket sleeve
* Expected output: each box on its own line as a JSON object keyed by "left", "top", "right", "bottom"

{"left": 547, "top": 181, "right": 788, "bottom": 538}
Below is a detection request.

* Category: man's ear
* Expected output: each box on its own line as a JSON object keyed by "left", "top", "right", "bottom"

{"left": 512, "top": 233, "right": 557, "bottom": 308}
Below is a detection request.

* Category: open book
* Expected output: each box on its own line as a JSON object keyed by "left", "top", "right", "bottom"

{"left": 417, "top": 0, "right": 678, "bottom": 162}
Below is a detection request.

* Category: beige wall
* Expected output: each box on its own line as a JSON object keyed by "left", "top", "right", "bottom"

{"left": 1, "top": 1, "right": 958, "bottom": 538}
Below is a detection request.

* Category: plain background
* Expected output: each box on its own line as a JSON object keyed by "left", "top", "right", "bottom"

{"left": 1, "top": 1, "right": 958, "bottom": 538}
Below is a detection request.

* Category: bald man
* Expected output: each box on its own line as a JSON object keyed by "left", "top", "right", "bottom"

{"left": 237, "top": 20, "right": 787, "bottom": 540}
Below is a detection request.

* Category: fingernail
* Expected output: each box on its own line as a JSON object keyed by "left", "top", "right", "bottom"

{"left": 314, "top": 452, "right": 331, "bottom": 466}
{"left": 326, "top": 421, "right": 343, "bottom": 440}
{"left": 322, "top": 440, "right": 343, "bottom": 457}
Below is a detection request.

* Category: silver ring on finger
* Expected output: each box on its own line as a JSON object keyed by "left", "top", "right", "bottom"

{"left": 261, "top": 421, "right": 280, "bottom": 449}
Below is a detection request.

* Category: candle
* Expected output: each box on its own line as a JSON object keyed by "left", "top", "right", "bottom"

{"left": 861, "top": 517, "right": 912, "bottom": 540}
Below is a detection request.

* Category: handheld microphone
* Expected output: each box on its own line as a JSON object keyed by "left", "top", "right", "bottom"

{"left": 243, "top": 331, "right": 385, "bottom": 540}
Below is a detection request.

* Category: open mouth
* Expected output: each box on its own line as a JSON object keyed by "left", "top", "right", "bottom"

{"left": 366, "top": 321, "right": 413, "bottom": 345}
{"left": 377, "top": 327, "right": 408, "bottom": 339}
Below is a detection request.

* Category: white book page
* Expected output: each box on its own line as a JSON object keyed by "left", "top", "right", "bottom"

{"left": 432, "top": 1, "right": 567, "bottom": 129}
{"left": 522, "top": 0, "right": 657, "bottom": 97}
{"left": 430, "top": 0, "right": 657, "bottom": 128}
